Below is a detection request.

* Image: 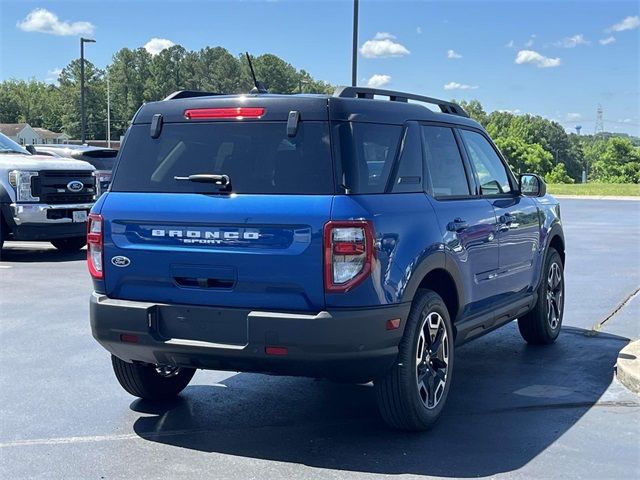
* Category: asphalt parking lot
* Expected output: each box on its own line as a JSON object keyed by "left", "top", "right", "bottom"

{"left": 1, "top": 198, "right": 639, "bottom": 480}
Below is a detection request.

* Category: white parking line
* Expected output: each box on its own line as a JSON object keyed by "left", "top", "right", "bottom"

{"left": 0, "top": 265, "right": 12, "bottom": 269}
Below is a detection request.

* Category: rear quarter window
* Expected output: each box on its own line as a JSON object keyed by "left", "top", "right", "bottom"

{"left": 111, "top": 122, "right": 334, "bottom": 194}
{"left": 334, "top": 122, "right": 402, "bottom": 194}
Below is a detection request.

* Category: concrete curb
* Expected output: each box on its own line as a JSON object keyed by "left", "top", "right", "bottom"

{"left": 552, "top": 195, "right": 640, "bottom": 201}
{"left": 617, "top": 340, "right": 640, "bottom": 395}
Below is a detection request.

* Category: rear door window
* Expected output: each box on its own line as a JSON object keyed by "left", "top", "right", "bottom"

{"left": 422, "top": 126, "right": 470, "bottom": 197}
{"left": 111, "top": 122, "right": 334, "bottom": 194}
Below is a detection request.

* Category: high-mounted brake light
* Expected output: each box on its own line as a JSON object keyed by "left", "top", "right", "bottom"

{"left": 324, "top": 221, "right": 375, "bottom": 293}
{"left": 184, "top": 107, "right": 265, "bottom": 120}
{"left": 87, "top": 213, "right": 104, "bottom": 279}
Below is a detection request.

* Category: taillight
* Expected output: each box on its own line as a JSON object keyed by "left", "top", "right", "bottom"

{"left": 324, "top": 221, "right": 374, "bottom": 293}
{"left": 87, "top": 213, "right": 104, "bottom": 279}
{"left": 184, "top": 107, "right": 265, "bottom": 119}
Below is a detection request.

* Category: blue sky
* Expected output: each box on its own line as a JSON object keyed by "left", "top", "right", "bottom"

{"left": 1, "top": 0, "right": 639, "bottom": 135}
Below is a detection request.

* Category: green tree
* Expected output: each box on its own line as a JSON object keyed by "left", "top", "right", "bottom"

{"left": 58, "top": 59, "right": 106, "bottom": 140}
{"left": 545, "top": 163, "right": 574, "bottom": 184}
{"left": 591, "top": 137, "right": 640, "bottom": 183}
{"left": 457, "top": 99, "right": 489, "bottom": 126}
{"left": 108, "top": 47, "right": 152, "bottom": 138}
{"left": 495, "top": 136, "right": 553, "bottom": 176}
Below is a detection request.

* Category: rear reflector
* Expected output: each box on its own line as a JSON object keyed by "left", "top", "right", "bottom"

{"left": 386, "top": 318, "right": 401, "bottom": 330}
{"left": 184, "top": 107, "right": 265, "bottom": 120}
{"left": 120, "top": 334, "right": 139, "bottom": 343}
{"left": 265, "top": 346, "right": 288, "bottom": 356}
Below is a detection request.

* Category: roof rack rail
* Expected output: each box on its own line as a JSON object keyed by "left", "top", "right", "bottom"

{"left": 163, "top": 90, "right": 223, "bottom": 101}
{"left": 333, "top": 86, "right": 469, "bottom": 118}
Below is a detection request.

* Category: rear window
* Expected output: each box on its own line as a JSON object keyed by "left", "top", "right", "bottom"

{"left": 75, "top": 150, "right": 118, "bottom": 171}
{"left": 111, "top": 122, "right": 333, "bottom": 194}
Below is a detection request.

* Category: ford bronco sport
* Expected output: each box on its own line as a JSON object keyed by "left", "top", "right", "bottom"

{"left": 89, "top": 86, "right": 565, "bottom": 431}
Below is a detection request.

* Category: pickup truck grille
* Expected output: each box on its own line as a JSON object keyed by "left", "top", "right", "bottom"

{"left": 32, "top": 171, "right": 96, "bottom": 204}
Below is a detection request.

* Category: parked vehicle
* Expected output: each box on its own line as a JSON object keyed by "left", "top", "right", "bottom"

{"left": 89, "top": 86, "right": 565, "bottom": 431}
{"left": 0, "top": 133, "right": 96, "bottom": 255}
{"left": 34, "top": 145, "right": 117, "bottom": 197}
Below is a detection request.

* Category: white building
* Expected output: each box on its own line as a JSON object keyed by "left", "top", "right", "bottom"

{"left": 33, "top": 127, "right": 70, "bottom": 144}
{"left": 0, "top": 123, "right": 70, "bottom": 145}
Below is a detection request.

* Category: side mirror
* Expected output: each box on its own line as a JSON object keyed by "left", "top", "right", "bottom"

{"left": 519, "top": 173, "right": 546, "bottom": 197}
{"left": 25, "top": 144, "right": 37, "bottom": 155}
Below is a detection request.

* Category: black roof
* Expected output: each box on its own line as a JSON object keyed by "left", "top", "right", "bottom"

{"left": 133, "top": 86, "right": 482, "bottom": 130}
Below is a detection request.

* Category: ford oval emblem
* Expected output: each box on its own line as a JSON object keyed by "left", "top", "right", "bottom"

{"left": 67, "top": 180, "right": 84, "bottom": 192}
{"left": 111, "top": 256, "right": 131, "bottom": 267}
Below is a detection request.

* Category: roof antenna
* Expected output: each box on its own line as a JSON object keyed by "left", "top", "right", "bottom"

{"left": 245, "top": 52, "right": 268, "bottom": 94}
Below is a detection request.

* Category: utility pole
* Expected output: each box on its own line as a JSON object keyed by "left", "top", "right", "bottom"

{"left": 80, "top": 37, "right": 96, "bottom": 144}
{"left": 351, "top": 0, "right": 359, "bottom": 87}
{"left": 106, "top": 74, "right": 111, "bottom": 148}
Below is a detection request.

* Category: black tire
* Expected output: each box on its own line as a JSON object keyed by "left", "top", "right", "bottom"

{"left": 50, "top": 237, "right": 86, "bottom": 251}
{"left": 518, "top": 247, "right": 564, "bottom": 345}
{"left": 111, "top": 355, "right": 196, "bottom": 400}
{"left": 374, "top": 289, "right": 454, "bottom": 431}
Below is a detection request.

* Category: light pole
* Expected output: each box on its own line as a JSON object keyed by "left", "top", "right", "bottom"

{"left": 80, "top": 37, "right": 96, "bottom": 144}
{"left": 351, "top": 0, "right": 359, "bottom": 87}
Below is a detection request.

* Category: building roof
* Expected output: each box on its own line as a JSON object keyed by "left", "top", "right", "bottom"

{"left": 0, "top": 123, "right": 29, "bottom": 137}
{"left": 33, "top": 127, "right": 68, "bottom": 139}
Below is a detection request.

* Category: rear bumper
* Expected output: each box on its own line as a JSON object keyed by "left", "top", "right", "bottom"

{"left": 90, "top": 293, "right": 411, "bottom": 381}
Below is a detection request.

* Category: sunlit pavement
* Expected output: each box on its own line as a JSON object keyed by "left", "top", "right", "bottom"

{"left": 1, "top": 199, "right": 639, "bottom": 479}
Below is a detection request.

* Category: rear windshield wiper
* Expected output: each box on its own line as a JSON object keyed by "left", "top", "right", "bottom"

{"left": 174, "top": 174, "right": 231, "bottom": 190}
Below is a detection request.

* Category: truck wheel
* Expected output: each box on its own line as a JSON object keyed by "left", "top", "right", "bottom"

{"left": 111, "top": 355, "right": 196, "bottom": 400}
{"left": 51, "top": 237, "right": 86, "bottom": 251}
{"left": 374, "top": 289, "right": 454, "bottom": 431}
{"left": 518, "top": 247, "right": 564, "bottom": 345}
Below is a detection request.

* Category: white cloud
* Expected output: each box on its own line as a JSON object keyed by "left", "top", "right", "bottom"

{"left": 619, "top": 118, "right": 633, "bottom": 123}
{"left": 444, "top": 82, "right": 478, "bottom": 91}
{"left": 45, "top": 67, "right": 62, "bottom": 84}
{"left": 416, "top": 26, "right": 422, "bottom": 34}
{"left": 599, "top": 36, "right": 616, "bottom": 45}
{"left": 524, "top": 39, "right": 534, "bottom": 47}
{"left": 566, "top": 112, "right": 582, "bottom": 121}
{"left": 374, "top": 32, "right": 396, "bottom": 40}
{"left": 366, "top": 74, "right": 392, "bottom": 88}
{"left": 554, "top": 34, "right": 590, "bottom": 48}
{"left": 447, "top": 49, "right": 462, "bottom": 59}
{"left": 17, "top": 8, "right": 94, "bottom": 36}
{"left": 144, "top": 38, "right": 175, "bottom": 55}
{"left": 607, "top": 15, "right": 640, "bottom": 32}
{"left": 505, "top": 40, "right": 515, "bottom": 48}
{"left": 498, "top": 109, "right": 521, "bottom": 114}
{"left": 515, "top": 50, "right": 561, "bottom": 68}
{"left": 360, "top": 32, "right": 410, "bottom": 58}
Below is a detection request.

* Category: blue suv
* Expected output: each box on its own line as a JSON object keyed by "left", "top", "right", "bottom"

{"left": 89, "top": 86, "right": 565, "bottom": 431}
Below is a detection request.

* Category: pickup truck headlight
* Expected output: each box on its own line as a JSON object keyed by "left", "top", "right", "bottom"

{"left": 8, "top": 170, "right": 40, "bottom": 202}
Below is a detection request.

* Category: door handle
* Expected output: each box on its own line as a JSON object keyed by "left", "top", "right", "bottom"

{"left": 447, "top": 218, "right": 469, "bottom": 233}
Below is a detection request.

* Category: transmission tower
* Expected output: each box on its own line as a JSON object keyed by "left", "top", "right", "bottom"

{"left": 594, "top": 104, "right": 604, "bottom": 135}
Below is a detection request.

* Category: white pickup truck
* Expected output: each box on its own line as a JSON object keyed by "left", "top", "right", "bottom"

{"left": 0, "top": 133, "right": 96, "bottom": 256}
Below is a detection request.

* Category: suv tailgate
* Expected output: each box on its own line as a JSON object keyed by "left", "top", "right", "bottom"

{"left": 101, "top": 192, "right": 331, "bottom": 311}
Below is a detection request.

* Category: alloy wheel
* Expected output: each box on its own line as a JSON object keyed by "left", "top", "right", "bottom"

{"left": 416, "top": 311, "right": 449, "bottom": 409}
{"left": 546, "top": 262, "right": 563, "bottom": 330}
